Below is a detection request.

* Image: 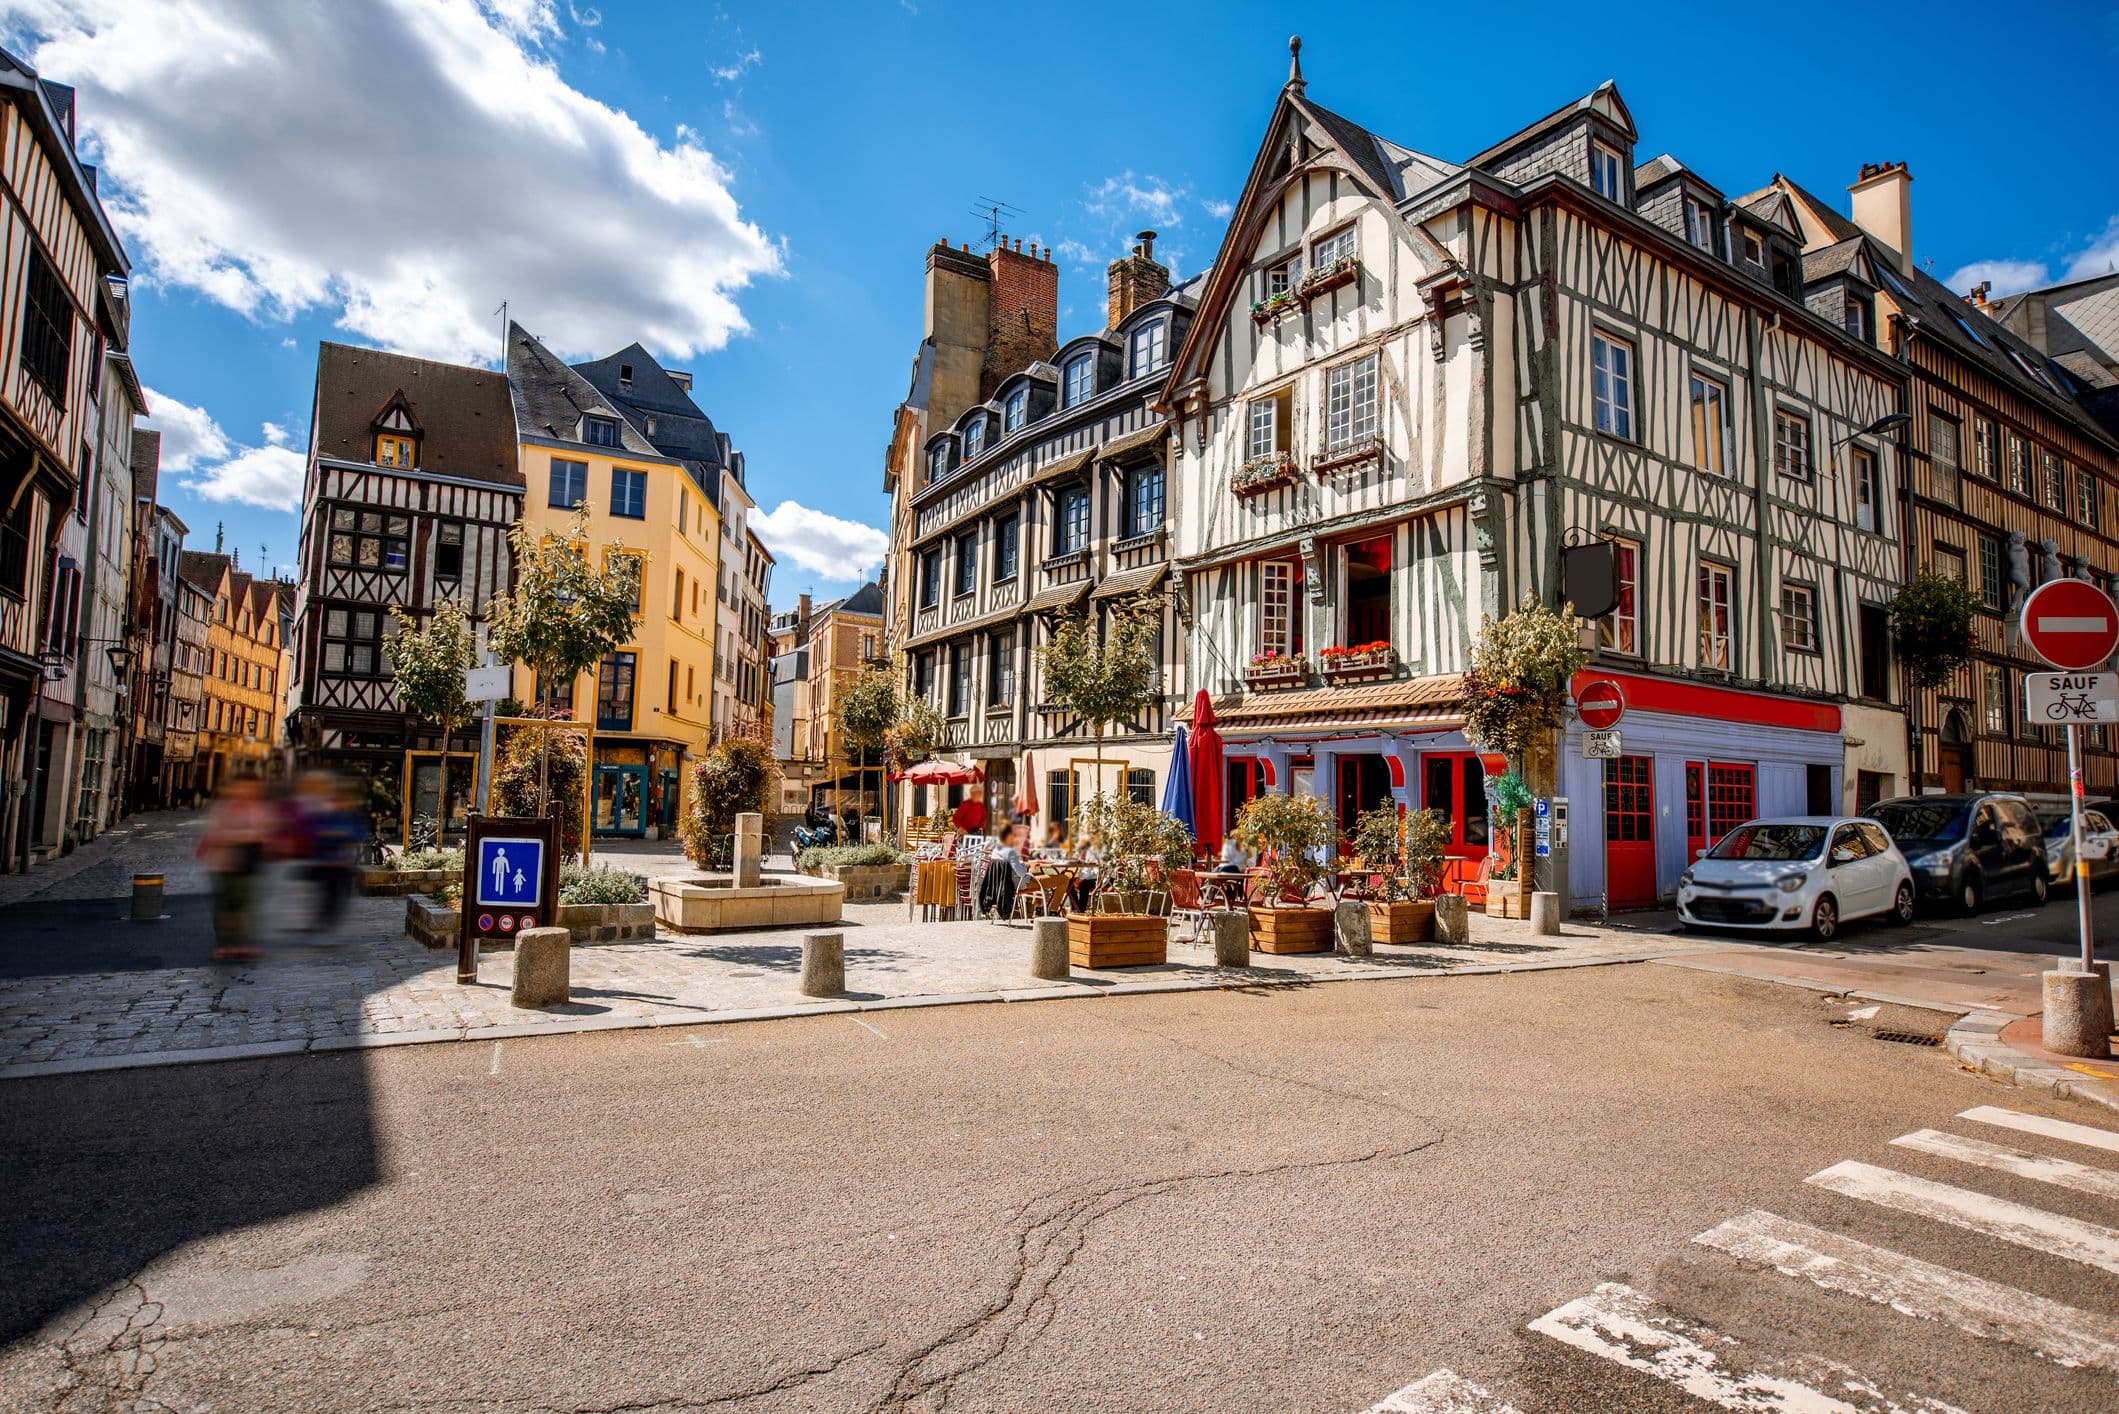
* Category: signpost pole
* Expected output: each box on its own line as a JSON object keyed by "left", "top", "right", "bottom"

{"left": 457, "top": 814, "right": 480, "bottom": 985}
{"left": 2069, "top": 722, "right": 2095, "bottom": 973}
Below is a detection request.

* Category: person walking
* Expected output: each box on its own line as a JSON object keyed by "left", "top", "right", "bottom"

{"left": 294, "top": 771, "right": 365, "bottom": 932}
{"left": 197, "top": 775, "right": 274, "bottom": 960}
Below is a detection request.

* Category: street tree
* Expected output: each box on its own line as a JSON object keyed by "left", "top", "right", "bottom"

{"left": 1888, "top": 567, "right": 1980, "bottom": 786}
{"left": 382, "top": 597, "right": 478, "bottom": 837}
{"left": 1034, "top": 594, "right": 1163, "bottom": 807}
{"left": 483, "top": 508, "right": 641, "bottom": 810}
{"left": 836, "top": 662, "right": 899, "bottom": 835}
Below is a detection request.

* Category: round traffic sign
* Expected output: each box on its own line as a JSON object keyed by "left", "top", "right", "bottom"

{"left": 2020, "top": 579, "right": 2119, "bottom": 671}
{"left": 498, "top": 914, "right": 516, "bottom": 933}
{"left": 477, "top": 913, "right": 494, "bottom": 933}
{"left": 1576, "top": 678, "right": 1626, "bottom": 731}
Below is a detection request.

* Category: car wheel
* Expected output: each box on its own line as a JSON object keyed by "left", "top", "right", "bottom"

{"left": 2030, "top": 869, "right": 2050, "bottom": 906}
{"left": 1812, "top": 894, "right": 1839, "bottom": 942}
{"left": 1959, "top": 875, "right": 1984, "bottom": 916}
{"left": 1891, "top": 881, "right": 1915, "bottom": 926}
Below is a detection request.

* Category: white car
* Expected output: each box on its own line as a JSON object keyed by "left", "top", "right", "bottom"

{"left": 1676, "top": 816, "right": 1915, "bottom": 941}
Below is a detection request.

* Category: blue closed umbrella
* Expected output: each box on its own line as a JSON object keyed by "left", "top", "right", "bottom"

{"left": 1162, "top": 724, "right": 1194, "bottom": 836}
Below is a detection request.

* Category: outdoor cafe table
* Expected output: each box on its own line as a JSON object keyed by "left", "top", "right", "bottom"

{"left": 1026, "top": 864, "right": 1082, "bottom": 915}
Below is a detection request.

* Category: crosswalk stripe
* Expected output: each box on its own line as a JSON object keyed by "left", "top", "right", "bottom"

{"left": 1526, "top": 1281, "right": 1965, "bottom": 1412}
{"left": 1694, "top": 1209, "right": 2119, "bottom": 1373}
{"left": 1959, "top": 1105, "right": 2119, "bottom": 1156}
{"left": 1893, "top": 1128, "right": 2119, "bottom": 1200}
{"left": 1363, "top": 1368, "right": 1519, "bottom": 1413}
{"left": 1808, "top": 1160, "right": 2119, "bottom": 1276}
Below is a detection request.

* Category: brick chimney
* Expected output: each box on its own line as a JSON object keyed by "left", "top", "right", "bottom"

{"left": 1848, "top": 162, "right": 1913, "bottom": 272}
{"left": 982, "top": 239, "right": 1058, "bottom": 398}
{"left": 1107, "top": 230, "right": 1171, "bottom": 329}
{"left": 924, "top": 238, "right": 992, "bottom": 429}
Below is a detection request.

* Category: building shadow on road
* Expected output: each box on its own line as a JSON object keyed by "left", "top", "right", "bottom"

{"left": 0, "top": 1050, "right": 378, "bottom": 1346}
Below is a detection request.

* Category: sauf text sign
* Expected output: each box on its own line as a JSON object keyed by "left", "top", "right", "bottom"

{"left": 2024, "top": 672, "right": 2119, "bottom": 725}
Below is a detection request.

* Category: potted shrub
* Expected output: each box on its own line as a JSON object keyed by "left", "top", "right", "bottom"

{"left": 1353, "top": 805, "right": 1449, "bottom": 943}
{"left": 1484, "top": 771, "right": 1535, "bottom": 919}
{"left": 1067, "top": 792, "right": 1191, "bottom": 967}
{"left": 1298, "top": 252, "right": 1360, "bottom": 299}
{"left": 1234, "top": 792, "right": 1337, "bottom": 953}
{"left": 1461, "top": 593, "right": 1588, "bottom": 796}
{"left": 1232, "top": 452, "right": 1300, "bottom": 498}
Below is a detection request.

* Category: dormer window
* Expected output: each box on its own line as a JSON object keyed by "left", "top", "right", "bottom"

{"left": 1741, "top": 231, "right": 1765, "bottom": 269}
{"left": 1128, "top": 321, "right": 1166, "bottom": 379}
{"left": 928, "top": 443, "right": 950, "bottom": 482}
{"left": 618, "top": 363, "right": 634, "bottom": 387}
{"left": 583, "top": 415, "right": 620, "bottom": 448}
{"left": 1003, "top": 388, "right": 1028, "bottom": 434}
{"left": 374, "top": 433, "right": 415, "bottom": 469}
{"left": 1063, "top": 353, "right": 1095, "bottom": 408}
{"left": 1589, "top": 142, "right": 1623, "bottom": 200}
{"left": 1682, "top": 198, "right": 1714, "bottom": 250}
{"left": 1845, "top": 299, "right": 1868, "bottom": 341}
{"left": 964, "top": 418, "right": 986, "bottom": 460}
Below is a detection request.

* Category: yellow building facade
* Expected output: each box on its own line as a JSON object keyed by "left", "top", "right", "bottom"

{"left": 505, "top": 325, "right": 727, "bottom": 838}
{"left": 179, "top": 552, "right": 287, "bottom": 790}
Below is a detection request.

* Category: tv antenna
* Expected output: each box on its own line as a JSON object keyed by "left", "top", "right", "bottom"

{"left": 968, "top": 197, "right": 1023, "bottom": 251}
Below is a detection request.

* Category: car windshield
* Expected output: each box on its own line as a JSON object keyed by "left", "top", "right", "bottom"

{"left": 2043, "top": 814, "right": 2073, "bottom": 840}
{"left": 1707, "top": 824, "right": 1827, "bottom": 861}
{"left": 1868, "top": 801, "right": 1969, "bottom": 845}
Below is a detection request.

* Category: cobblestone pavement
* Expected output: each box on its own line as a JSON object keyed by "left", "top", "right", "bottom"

{"left": 0, "top": 813, "right": 1701, "bottom": 1074}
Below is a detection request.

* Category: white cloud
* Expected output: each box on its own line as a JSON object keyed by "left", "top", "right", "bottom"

{"left": 712, "top": 46, "right": 760, "bottom": 82}
{"left": 138, "top": 387, "right": 303, "bottom": 511}
{"left": 1087, "top": 171, "right": 1189, "bottom": 228}
{"left": 1053, "top": 238, "right": 1099, "bottom": 264}
{"left": 1203, "top": 198, "right": 1233, "bottom": 220}
{"left": 137, "top": 387, "right": 230, "bottom": 472}
{"left": 751, "top": 501, "right": 887, "bottom": 583}
{"left": 1945, "top": 216, "right": 2119, "bottom": 300}
{"left": 8, "top": 0, "right": 781, "bottom": 365}
{"left": 185, "top": 442, "right": 305, "bottom": 512}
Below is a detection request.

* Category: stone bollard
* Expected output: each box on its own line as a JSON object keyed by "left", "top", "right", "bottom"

{"left": 1211, "top": 910, "right": 1251, "bottom": 968}
{"left": 1434, "top": 894, "right": 1471, "bottom": 946}
{"left": 1333, "top": 899, "right": 1372, "bottom": 957}
{"left": 511, "top": 927, "right": 571, "bottom": 1007}
{"left": 733, "top": 811, "right": 764, "bottom": 889}
{"left": 801, "top": 931, "right": 845, "bottom": 997}
{"left": 1529, "top": 891, "right": 1562, "bottom": 936}
{"left": 130, "top": 873, "right": 164, "bottom": 923}
{"left": 2041, "top": 963, "right": 2116, "bottom": 1058}
{"left": 1030, "top": 918, "right": 1071, "bottom": 980}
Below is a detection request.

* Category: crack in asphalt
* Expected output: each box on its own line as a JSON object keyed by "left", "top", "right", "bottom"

{"left": 876, "top": 1136, "right": 1445, "bottom": 1412}
{"left": 545, "top": 1342, "right": 887, "bottom": 1414}
{"left": 1109, "top": 1016, "right": 1439, "bottom": 1120}
{"left": 53, "top": 1276, "right": 172, "bottom": 1413}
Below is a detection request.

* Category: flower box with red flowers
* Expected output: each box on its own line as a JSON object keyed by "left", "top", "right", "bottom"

{"left": 1319, "top": 641, "right": 1395, "bottom": 683}
{"left": 1244, "top": 651, "right": 1310, "bottom": 690}
{"left": 1232, "top": 453, "right": 1300, "bottom": 498}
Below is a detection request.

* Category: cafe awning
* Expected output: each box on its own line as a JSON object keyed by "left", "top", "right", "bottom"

{"left": 1177, "top": 673, "right": 1464, "bottom": 737}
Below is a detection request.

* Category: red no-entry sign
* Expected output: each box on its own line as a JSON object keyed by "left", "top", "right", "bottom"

{"left": 1576, "top": 678, "right": 1626, "bottom": 731}
{"left": 2021, "top": 579, "right": 2119, "bottom": 671}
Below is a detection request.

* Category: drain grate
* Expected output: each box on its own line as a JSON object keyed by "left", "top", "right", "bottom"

{"left": 1871, "top": 1030, "right": 1943, "bottom": 1047}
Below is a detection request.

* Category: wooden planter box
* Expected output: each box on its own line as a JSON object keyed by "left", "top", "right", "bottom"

{"left": 1321, "top": 646, "right": 1394, "bottom": 684}
{"left": 1369, "top": 899, "right": 1437, "bottom": 943}
{"left": 1247, "top": 905, "right": 1333, "bottom": 954}
{"left": 1298, "top": 257, "right": 1359, "bottom": 300}
{"left": 1486, "top": 891, "right": 1530, "bottom": 920}
{"left": 1249, "top": 293, "right": 1300, "bottom": 324}
{"left": 1244, "top": 664, "right": 1309, "bottom": 692}
{"left": 1067, "top": 913, "right": 1167, "bottom": 968}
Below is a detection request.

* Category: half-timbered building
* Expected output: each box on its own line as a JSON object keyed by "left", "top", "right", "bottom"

{"left": 1772, "top": 167, "right": 2119, "bottom": 803}
{"left": 0, "top": 51, "right": 128, "bottom": 872}
{"left": 291, "top": 342, "right": 522, "bottom": 830}
{"left": 1162, "top": 47, "right": 1908, "bottom": 911}
{"left": 901, "top": 237, "right": 1195, "bottom": 826}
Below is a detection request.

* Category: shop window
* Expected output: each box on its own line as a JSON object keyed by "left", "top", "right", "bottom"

{"left": 1707, "top": 763, "right": 1754, "bottom": 842}
{"left": 1047, "top": 768, "right": 1078, "bottom": 839}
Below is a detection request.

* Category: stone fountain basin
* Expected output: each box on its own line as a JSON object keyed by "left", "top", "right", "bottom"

{"left": 650, "top": 873, "right": 844, "bottom": 933}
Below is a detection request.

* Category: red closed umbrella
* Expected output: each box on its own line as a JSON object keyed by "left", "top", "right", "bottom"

{"left": 1188, "top": 689, "right": 1226, "bottom": 859}
{"left": 1014, "top": 753, "right": 1039, "bottom": 820}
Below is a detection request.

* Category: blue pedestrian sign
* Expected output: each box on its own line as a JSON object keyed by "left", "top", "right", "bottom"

{"left": 474, "top": 835, "right": 547, "bottom": 910}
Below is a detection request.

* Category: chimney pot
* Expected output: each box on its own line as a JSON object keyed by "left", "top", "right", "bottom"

{"left": 1137, "top": 229, "right": 1156, "bottom": 259}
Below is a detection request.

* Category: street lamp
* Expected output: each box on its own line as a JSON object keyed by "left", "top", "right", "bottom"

{"left": 105, "top": 644, "right": 134, "bottom": 680}
{"left": 1826, "top": 412, "right": 1912, "bottom": 478}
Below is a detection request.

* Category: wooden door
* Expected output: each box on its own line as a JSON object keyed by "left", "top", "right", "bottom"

{"left": 1939, "top": 744, "right": 1969, "bottom": 793}
{"left": 1604, "top": 754, "right": 1657, "bottom": 910}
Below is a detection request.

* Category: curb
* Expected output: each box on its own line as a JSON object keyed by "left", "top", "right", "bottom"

{"left": 1942, "top": 1009, "right": 2119, "bottom": 1116}
{"left": 0, "top": 944, "right": 1690, "bottom": 1082}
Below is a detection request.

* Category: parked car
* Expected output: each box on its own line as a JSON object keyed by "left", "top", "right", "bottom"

{"left": 1865, "top": 793, "right": 2049, "bottom": 914}
{"left": 1676, "top": 817, "right": 1914, "bottom": 941}
{"left": 2034, "top": 805, "right": 2119, "bottom": 886}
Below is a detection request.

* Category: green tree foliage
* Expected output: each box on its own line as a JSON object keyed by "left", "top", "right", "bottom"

{"left": 1351, "top": 804, "right": 1451, "bottom": 902}
{"left": 381, "top": 597, "right": 481, "bottom": 840}
{"left": 837, "top": 663, "right": 898, "bottom": 760}
{"left": 1462, "top": 593, "right": 1589, "bottom": 773}
{"left": 1233, "top": 792, "right": 1340, "bottom": 906}
{"left": 1034, "top": 594, "right": 1162, "bottom": 779}
{"left": 1074, "top": 791, "right": 1193, "bottom": 900}
{"left": 493, "top": 717, "right": 587, "bottom": 856}
{"left": 1890, "top": 567, "right": 1980, "bottom": 690}
{"left": 683, "top": 730, "right": 780, "bottom": 869}
{"left": 885, "top": 695, "right": 944, "bottom": 772}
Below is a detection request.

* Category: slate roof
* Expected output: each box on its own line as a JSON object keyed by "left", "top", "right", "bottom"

{"left": 1802, "top": 235, "right": 1869, "bottom": 283}
{"left": 1294, "top": 94, "right": 1459, "bottom": 204}
{"left": 1992, "top": 273, "right": 2119, "bottom": 388}
{"left": 1465, "top": 79, "right": 1636, "bottom": 171}
{"left": 504, "top": 322, "right": 662, "bottom": 462}
{"left": 130, "top": 428, "right": 159, "bottom": 504}
{"left": 178, "top": 550, "right": 228, "bottom": 593}
{"left": 312, "top": 342, "right": 519, "bottom": 485}
{"left": 572, "top": 340, "right": 731, "bottom": 505}
{"left": 833, "top": 581, "right": 884, "bottom": 618}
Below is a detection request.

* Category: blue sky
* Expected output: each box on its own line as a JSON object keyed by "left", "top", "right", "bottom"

{"left": 12, "top": 0, "right": 2117, "bottom": 600}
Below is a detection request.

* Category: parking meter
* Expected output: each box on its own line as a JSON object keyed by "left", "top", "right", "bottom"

{"left": 1535, "top": 797, "right": 1570, "bottom": 917}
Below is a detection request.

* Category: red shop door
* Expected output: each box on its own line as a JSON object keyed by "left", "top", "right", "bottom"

{"left": 1604, "top": 754, "right": 1657, "bottom": 910}
{"left": 1423, "top": 753, "right": 1491, "bottom": 902}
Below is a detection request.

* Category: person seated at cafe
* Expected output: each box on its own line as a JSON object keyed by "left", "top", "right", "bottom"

{"left": 1069, "top": 831, "right": 1102, "bottom": 910}
{"left": 977, "top": 823, "right": 1027, "bottom": 917}
{"left": 1038, "top": 820, "right": 1069, "bottom": 859}
{"left": 1216, "top": 835, "right": 1252, "bottom": 873}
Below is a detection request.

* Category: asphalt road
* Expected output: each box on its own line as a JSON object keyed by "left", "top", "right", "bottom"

{"left": 4, "top": 965, "right": 2116, "bottom": 1413}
